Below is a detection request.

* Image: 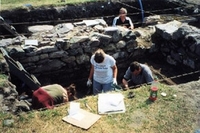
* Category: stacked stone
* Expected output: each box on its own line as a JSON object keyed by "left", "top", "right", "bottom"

{"left": 0, "top": 19, "right": 143, "bottom": 84}
{"left": 154, "top": 20, "right": 200, "bottom": 69}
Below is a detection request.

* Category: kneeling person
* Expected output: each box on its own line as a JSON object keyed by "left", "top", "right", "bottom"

{"left": 32, "top": 84, "right": 76, "bottom": 109}
{"left": 122, "top": 61, "right": 154, "bottom": 90}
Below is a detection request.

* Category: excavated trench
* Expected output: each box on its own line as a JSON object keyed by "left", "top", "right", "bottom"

{"left": 1, "top": 0, "right": 199, "bottom": 36}
{"left": 1, "top": 0, "right": 200, "bottom": 98}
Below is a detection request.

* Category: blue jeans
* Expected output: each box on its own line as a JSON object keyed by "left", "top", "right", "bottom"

{"left": 93, "top": 80, "right": 113, "bottom": 95}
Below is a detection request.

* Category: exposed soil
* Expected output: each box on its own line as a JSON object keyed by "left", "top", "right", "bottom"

{"left": 1, "top": 0, "right": 199, "bottom": 36}
{"left": 0, "top": 0, "right": 200, "bottom": 120}
{"left": 0, "top": 2, "right": 200, "bottom": 132}
{"left": 1, "top": 0, "right": 199, "bottom": 94}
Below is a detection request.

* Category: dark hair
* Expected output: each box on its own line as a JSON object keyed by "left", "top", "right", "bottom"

{"left": 130, "top": 61, "right": 140, "bottom": 72}
{"left": 66, "top": 84, "right": 77, "bottom": 101}
{"left": 94, "top": 49, "right": 105, "bottom": 63}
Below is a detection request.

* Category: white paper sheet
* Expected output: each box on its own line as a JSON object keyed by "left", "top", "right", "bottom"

{"left": 67, "top": 102, "right": 85, "bottom": 121}
{"left": 68, "top": 102, "right": 80, "bottom": 116}
{"left": 98, "top": 93, "right": 126, "bottom": 114}
{"left": 25, "top": 40, "right": 38, "bottom": 46}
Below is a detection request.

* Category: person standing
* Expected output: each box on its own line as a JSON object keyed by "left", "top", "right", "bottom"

{"left": 87, "top": 49, "right": 118, "bottom": 95}
{"left": 112, "top": 7, "right": 134, "bottom": 29}
{"left": 122, "top": 61, "right": 154, "bottom": 90}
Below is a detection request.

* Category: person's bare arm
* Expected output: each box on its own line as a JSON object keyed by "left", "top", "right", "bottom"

{"left": 88, "top": 65, "right": 94, "bottom": 80}
{"left": 129, "top": 25, "right": 134, "bottom": 30}
{"left": 63, "top": 93, "right": 69, "bottom": 103}
{"left": 60, "top": 87, "right": 69, "bottom": 103}
{"left": 128, "top": 17, "right": 134, "bottom": 29}
{"left": 112, "top": 65, "right": 118, "bottom": 78}
{"left": 122, "top": 78, "right": 129, "bottom": 90}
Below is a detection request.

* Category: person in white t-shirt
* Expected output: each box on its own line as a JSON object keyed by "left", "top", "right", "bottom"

{"left": 87, "top": 49, "right": 118, "bottom": 95}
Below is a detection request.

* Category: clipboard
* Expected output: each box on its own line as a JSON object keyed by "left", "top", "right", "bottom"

{"left": 62, "top": 109, "right": 101, "bottom": 129}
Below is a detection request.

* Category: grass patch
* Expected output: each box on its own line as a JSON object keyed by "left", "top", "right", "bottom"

{"left": 0, "top": 74, "right": 10, "bottom": 87}
{"left": 0, "top": 83, "right": 197, "bottom": 133}
{"left": 0, "top": 0, "right": 105, "bottom": 11}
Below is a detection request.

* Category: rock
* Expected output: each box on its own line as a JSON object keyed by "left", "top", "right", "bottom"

{"left": 32, "top": 59, "right": 66, "bottom": 73}
{"left": 126, "top": 40, "right": 138, "bottom": 52}
{"left": 104, "top": 43, "right": 117, "bottom": 53}
{"left": 37, "top": 46, "right": 58, "bottom": 53}
{"left": 49, "top": 50, "right": 68, "bottom": 58}
{"left": 76, "top": 54, "right": 90, "bottom": 64}
{"left": 3, "top": 87, "right": 11, "bottom": 96}
{"left": 28, "top": 25, "right": 54, "bottom": 33}
{"left": 20, "top": 55, "right": 40, "bottom": 63}
{"left": 3, "top": 119, "right": 14, "bottom": 127}
{"left": 183, "top": 57, "right": 195, "bottom": 69}
{"left": 88, "top": 37, "right": 100, "bottom": 47}
{"left": 55, "top": 39, "right": 67, "bottom": 50}
{"left": 54, "top": 23, "right": 74, "bottom": 34}
{"left": 16, "top": 100, "right": 31, "bottom": 111}
{"left": 61, "top": 56, "right": 76, "bottom": 63}
{"left": 69, "top": 36, "right": 89, "bottom": 43}
{"left": 106, "top": 30, "right": 122, "bottom": 43}
{"left": 143, "top": 15, "right": 161, "bottom": 25}
{"left": 112, "top": 51, "right": 128, "bottom": 59}
{"left": 166, "top": 55, "right": 177, "bottom": 65}
{"left": 115, "top": 40, "right": 126, "bottom": 49}
{"left": 82, "top": 19, "right": 101, "bottom": 27}
{"left": 90, "top": 32, "right": 112, "bottom": 46}
{"left": 155, "top": 20, "right": 182, "bottom": 40}
{"left": 6, "top": 46, "right": 25, "bottom": 57}
{"left": 0, "top": 38, "right": 13, "bottom": 47}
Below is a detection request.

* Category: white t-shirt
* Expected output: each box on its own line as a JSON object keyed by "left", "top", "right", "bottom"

{"left": 91, "top": 54, "right": 116, "bottom": 84}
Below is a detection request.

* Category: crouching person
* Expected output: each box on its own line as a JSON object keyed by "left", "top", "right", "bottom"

{"left": 32, "top": 84, "right": 77, "bottom": 109}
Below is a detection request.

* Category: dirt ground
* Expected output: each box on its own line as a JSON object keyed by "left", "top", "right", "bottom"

{"left": 1, "top": 0, "right": 199, "bottom": 123}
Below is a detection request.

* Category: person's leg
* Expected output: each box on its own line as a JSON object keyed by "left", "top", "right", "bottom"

{"left": 93, "top": 80, "right": 102, "bottom": 95}
{"left": 102, "top": 82, "right": 113, "bottom": 93}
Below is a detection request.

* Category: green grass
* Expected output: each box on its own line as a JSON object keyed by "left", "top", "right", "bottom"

{"left": 0, "top": 74, "right": 10, "bottom": 87}
{"left": 0, "top": 82, "right": 197, "bottom": 133}
{"left": 0, "top": 0, "right": 198, "bottom": 132}
{"left": 0, "top": 0, "right": 105, "bottom": 11}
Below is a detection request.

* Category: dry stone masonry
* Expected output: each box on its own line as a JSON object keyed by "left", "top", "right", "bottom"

{"left": 154, "top": 20, "right": 200, "bottom": 69}
{"left": 0, "top": 0, "right": 199, "bottom": 115}
{"left": 0, "top": 18, "right": 200, "bottom": 87}
{"left": 0, "top": 19, "right": 147, "bottom": 86}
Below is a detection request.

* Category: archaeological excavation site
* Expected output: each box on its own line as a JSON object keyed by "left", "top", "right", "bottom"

{"left": 0, "top": 0, "right": 200, "bottom": 113}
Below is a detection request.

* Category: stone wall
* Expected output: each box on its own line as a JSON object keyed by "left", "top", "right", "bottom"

{"left": 1, "top": 18, "right": 200, "bottom": 96}
{"left": 153, "top": 20, "right": 200, "bottom": 70}
{"left": 0, "top": 19, "right": 155, "bottom": 95}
